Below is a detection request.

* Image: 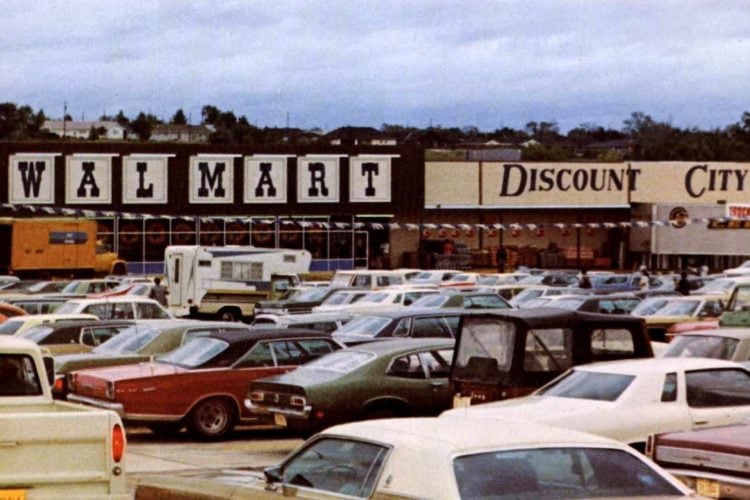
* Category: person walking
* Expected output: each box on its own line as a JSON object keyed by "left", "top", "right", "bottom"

{"left": 496, "top": 245, "right": 508, "bottom": 273}
{"left": 578, "top": 269, "right": 592, "bottom": 289}
{"left": 639, "top": 269, "right": 650, "bottom": 291}
{"left": 677, "top": 270, "right": 691, "bottom": 296}
{"left": 150, "top": 276, "right": 168, "bottom": 306}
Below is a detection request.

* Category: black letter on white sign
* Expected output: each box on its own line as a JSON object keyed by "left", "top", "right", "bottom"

{"left": 136, "top": 162, "right": 154, "bottom": 198}
{"left": 198, "top": 162, "right": 226, "bottom": 197}
{"left": 361, "top": 162, "right": 379, "bottom": 197}
{"left": 307, "top": 162, "right": 329, "bottom": 197}
{"left": 18, "top": 161, "right": 46, "bottom": 198}
{"left": 254, "top": 162, "right": 277, "bottom": 197}
{"left": 77, "top": 162, "right": 100, "bottom": 197}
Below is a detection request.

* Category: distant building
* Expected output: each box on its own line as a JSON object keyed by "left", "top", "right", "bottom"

{"left": 150, "top": 124, "right": 211, "bottom": 143}
{"left": 586, "top": 139, "right": 634, "bottom": 157}
{"left": 43, "top": 120, "right": 126, "bottom": 140}
{"left": 262, "top": 127, "right": 323, "bottom": 144}
{"left": 325, "top": 126, "right": 397, "bottom": 146}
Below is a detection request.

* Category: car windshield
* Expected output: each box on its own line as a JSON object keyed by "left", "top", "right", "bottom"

{"left": 631, "top": 298, "right": 671, "bottom": 316}
{"left": 695, "top": 278, "right": 736, "bottom": 293}
{"left": 411, "top": 295, "right": 450, "bottom": 308}
{"left": 333, "top": 315, "right": 392, "bottom": 337}
{"left": 510, "top": 288, "right": 543, "bottom": 306}
{"left": 550, "top": 297, "right": 585, "bottom": 310}
{"left": 452, "top": 316, "right": 516, "bottom": 381}
{"left": 409, "top": 272, "right": 440, "bottom": 283}
{"left": 17, "top": 325, "right": 54, "bottom": 343}
{"left": 661, "top": 334, "right": 739, "bottom": 360}
{"left": 157, "top": 337, "right": 229, "bottom": 368}
{"left": 537, "top": 370, "right": 635, "bottom": 401}
{"left": 321, "top": 292, "right": 362, "bottom": 306}
{"left": 55, "top": 301, "right": 82, "bottom": 314}
{"left": 356, "top": 292, "right": 392, "bottom": 304}
{"left": 519, "top": 297, "right": 554, "bottom": 309}
{"left": 0, "top": 320, "right": 23, "bottom": 336}
{"left": 453, "top": 447, "right": 682, "bottom": 499}
{"left": 657, "top": 300, "right": 701, "bottom": 316}
{"left": 303, "top": 350, "right": 375, "bottom": 373}
{"left": 293, "top": 288, "right": 331, "bottom": 302}
{"left": 60, "top": 281, "right": 86, "bottom": 294}
{"left": 92, "top": 325, "right": 159, "bottom": 354}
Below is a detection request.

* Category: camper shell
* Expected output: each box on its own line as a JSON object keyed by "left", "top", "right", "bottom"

{"left": 165, "top": 245, "right": 312, "bottom": 321}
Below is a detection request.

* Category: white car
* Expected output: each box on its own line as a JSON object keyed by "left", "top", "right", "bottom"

{"left": 660, "top": 327, "right": 750, "bottom": 362}
{"left": 723, "top": 260, "right": 750, "bottom": 277}
{"left": 54, "top": 296, "right": 172, "bottom": 320}
{"left": 236, "top": 418, "right": 694, "bottom": 499}
{"left": 442, "top": 357, "right": 750, "bottom": 451}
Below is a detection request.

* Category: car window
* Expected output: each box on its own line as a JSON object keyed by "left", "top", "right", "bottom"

{"left": 352, "top": 275, "right": 372, "bottom": 288}
{"left": 591, "top": 328, "right": 635, "bottom": 357}
{"left": 524, "top": 328, "right": 572, "bottom": 372}
{"left": 465, "top": 295, "right": 509, "bottom": 309}
{"left": 661, "top": 335, "right": 739, "bottom": 360}
{"left": 420, "top": 348, "right": 453, "bottom": 378}
{"left": 411, "top": 317, "right": 454, "bottom": 338}
{"left": 453, "top": 317, "right": 516, "bottom": 378}
{"left": 280, "top": 437, "right": 388, "bottom": 497}
{"left": 234, "top": 342, "right": 275, "bottom": 368}
{"left": 686, "top": 369, "right": 750, "bottom": 407}
{"left": 297, "top": 339, "right": 338, "bottom": 356}
{"left": 83, "top": 303, "right": 109, "bottom": 319}
{"left": 391, "top": 318, "right": 411, "bottom": 337}
{"left": 113, "top": 303, "right": 134, "bottom": 319}
{"left": 537, "top": 370, "right": 635, "bottom": 401}
{"left": 271, "top": 340, "right": 305, "bottom": 365}
{"left": 454, "top": 447, "right": 682, "bottom": 499}
{"left": 387, "top": 353, "right": 426, "bottom": 379}
{"left": 137, "top": 302, "right": 170, "bottom": 319}
{"left": 0, "top": 354, "right": 43, "bottom": 396}
{"left": 661, "top": 372, "right": 678, "bottom": 402}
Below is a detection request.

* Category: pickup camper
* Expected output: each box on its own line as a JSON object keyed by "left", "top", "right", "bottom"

{"left": 165, "top": 245, "right": 312, "bottom": 321}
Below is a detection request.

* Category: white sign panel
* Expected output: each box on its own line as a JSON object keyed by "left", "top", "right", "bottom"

{"left": 9, "top": 153, "right": 59, "bottom": 204}
{"left": 349, "top": 155, "right": 396, "bottom": 203}
{"left": 297, "top": 155, "right": 343, "bottom": 203}
{"left": 244, "top": 155, "right": 290, "bottom": 204}
{"left": 189, "top": 155, "right": 237, "bottom": 204}
{"left": 122, "top": 154, "right": 172, "bottom": 204}
{"left": 65, "top": 154, "right": 116, "bottom": 204}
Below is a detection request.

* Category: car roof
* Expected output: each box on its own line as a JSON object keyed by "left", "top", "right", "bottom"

{"left": 25, "top": 319, "right": 135, "bottom": 331}
{"left": 463, "top": 308, "right": 645, "bottom": 327}
{"left": 209, "top": 327, "right": 335, "bottom": 344}
{"left": 322, "top": 417, "right": 637, "bottom": 453}
{"left": 579, "top": 356, "right": 745, "bottom": 375}
{"left": 676, "top": 327, "right": 750, "bottom": 339}
{"left": 346, "top": 338, "right": 454, "bottom": 356}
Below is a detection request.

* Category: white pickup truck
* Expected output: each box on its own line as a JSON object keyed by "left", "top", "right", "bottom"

{"left": 0, "top": 336, "right": 129, "bottom": 499}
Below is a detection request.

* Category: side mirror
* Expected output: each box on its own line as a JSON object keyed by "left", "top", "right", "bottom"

{"left": 264, "top": 466, "right": 283, "bottom": 484}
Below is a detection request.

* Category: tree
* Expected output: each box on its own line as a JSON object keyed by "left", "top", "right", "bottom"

{"left": 171, "top": 109, "right": 187, "bottom": 125}
{"left": 130, "top": 112, "right": 160, "bottom": 141}
{"left": 114, "top": 110, "right": 129, "bottom": 127}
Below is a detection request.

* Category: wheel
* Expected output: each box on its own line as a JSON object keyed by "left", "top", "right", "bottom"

{"left": 187, "top": 398, "right": 237, "bottom": 440}
{"left": 217, "top": 307, "right": 242, "bottom": 322}
{"left": 146, "top": 422, "right": 184, "bottom": 437}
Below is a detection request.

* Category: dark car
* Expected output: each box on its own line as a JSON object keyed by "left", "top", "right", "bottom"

{"left": 17, "top": 319, "right": 134, "bottom": 354}
{"left": 247, "top": 338, "right": 454, "bottom": 434}
{"left": 542, "top": 293, "right": 642, "bottom": 315}
{"left": 68, "top": 328, "right": 344, "bottom": 439}
{"left": 409, "top": 291, "right": 512, "bottom": 310}
{"left": 255, "top": 287, "right": 342, "bottom": 315}
{"left": 451, "top": 309, "right": 654, "bottom": 406}
{"left": 331, "top": 307, "right": 480, "bottom": 345}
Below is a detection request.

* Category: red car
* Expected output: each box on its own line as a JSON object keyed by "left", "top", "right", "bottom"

{"left": 67, "top": 328, "right": 343, "bottom": 440}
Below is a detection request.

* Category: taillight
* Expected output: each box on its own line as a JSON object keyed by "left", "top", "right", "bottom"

{"left": 112, "top": 424, "right": 126, "bottom": 463}
{"left": 249, "top": 390, "right": 264, "bottom": 402}
{"left": 645, "top": 435, "right": 654, "bottom": 458}
{"left": 54, "top": 376, "right": 66, "bottom": 392}
{"left": 290, "top": 395, "right": 306, "bottom": 407}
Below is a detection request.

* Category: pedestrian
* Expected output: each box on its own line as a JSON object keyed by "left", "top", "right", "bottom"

{"left": 677, "top": 270, "right": 691, "bottom": 296}
{"left": 150, "top": 276, "right": 168, "bottom": 306}
{"left": 579, "top": 269, "right": 592, "bottom": 289}
{"left": 639, "top": 269, "right": 650, "bottom": 291}
{"left": 496, "top": 245, "right": 508, "bottom": 273}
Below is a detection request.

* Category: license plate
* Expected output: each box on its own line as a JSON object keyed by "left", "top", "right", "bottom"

{"left": 453, "top": 395, "right": 472, "bottom": 408}
{"left": 274, "top": 413, "right": 287, "bottom": 427}
{"left": 0, "top": 490, "right": 26, "bottom": 500}
{"left": 696, "top": 478, "right": 720, "bottom": 498}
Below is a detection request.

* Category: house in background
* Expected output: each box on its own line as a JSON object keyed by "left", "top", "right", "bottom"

{"left": 43, "top": 120, "right": 127, "bottom": 140}
{"left": 325, "top": 126, "right": 397, "bottom": 146}
{"left": 150, "top": 124, "right": 211, "bottom": 143}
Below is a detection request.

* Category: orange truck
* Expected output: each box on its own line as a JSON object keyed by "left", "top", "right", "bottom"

{"left": 0, "top": 218, "right": 127, "bottom": 278}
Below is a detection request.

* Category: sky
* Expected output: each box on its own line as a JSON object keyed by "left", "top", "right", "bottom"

{"left": 1, "top": 0, "right": 748, "bottom": 133}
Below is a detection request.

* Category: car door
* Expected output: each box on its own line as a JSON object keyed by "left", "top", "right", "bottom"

{"left": 384, "top": 348, "right": 453, "bottom": 415}
{"left": 685, "top": 368, "right": 750, "bottom": 429}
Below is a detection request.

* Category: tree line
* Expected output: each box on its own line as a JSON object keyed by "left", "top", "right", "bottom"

{"left": 1, "top": 101, "right": 750, "bottom": 161}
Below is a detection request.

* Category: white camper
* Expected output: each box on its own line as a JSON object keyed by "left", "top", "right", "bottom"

{"left": 165, "top": 245, "right": 312, "bottom": 321}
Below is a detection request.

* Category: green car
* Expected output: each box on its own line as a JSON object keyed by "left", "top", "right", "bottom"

{"left": 246, "top": 338, "right": 454, "bottom": 434}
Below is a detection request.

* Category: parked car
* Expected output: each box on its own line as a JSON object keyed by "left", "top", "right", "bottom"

{"left": 509, "top": 285, "right": 590, "bottom": 308}
{"left": 450, "top": 309, "right": 653, "bottom": 406}
{"left": 649, "top": 423, "right": 750, "bottom": 498}
{"left": 52, "top": 319, "right": 252, "bottom": 398}
{"left": 328, "top": 270, "right": 406, "bottom": 289}
{"left": 255, "top": 287, "right": 341, "bottom": 315}
{"left": 325, "top": 287, "right": 439, "bottom": 313}
{"left": 438, "top": 272, "right": 481, "bottom": 288}
{"left": 0, "top": 296, "right": 68, "bottom": 315}
{"left": 232, "top": 418, "right": 694, "bottom": 499}
{"left": 691, "top": 276, "right": 750, "bottom": 299}
{"left": 534, "top": 293, "right": 642, "bottom": 315}
{"left": 444, "top": 357, "right": 750, "bottom": 452}
{"left": 46, "top": 278, "right": 120, "bottom": 298}
{"left": 17, "top": 319, "right": 134, "bottom": 355}
{"left": 0, "top": 313, "right": 99, "bottom": 337}
{"left": 251, "top": 311, "right": 352, "bottom": 333}
{"left": 54, "top": 296, "right": 173, "bottom": 320}
{"left": 638, "top": 295, "right": 724, "bottom": 341}
{"left": 722, "top": 259, "right": 750, "bottom": 277}
{"left": 404, "top": 269, "right": 461, "bottom": 287}
{"left": 311, "top": 289, "right": 369, "bottom": 312}
{"left": 247, "top": 338, "right": 454, "bottom": 433}
{"left": 68, "top": 329, "right": 344, "bottom": 439}
{"left": 660, "top": 327, "right": 750, "bottom": 362}
{"left": 408, "top": 290, "right": 512, "bottom": 310}
{"left": 331, "top": 308, "right": 471, "bottom": 345}
{"left": 590, "top": 273, "right": 673, "bottom": 293}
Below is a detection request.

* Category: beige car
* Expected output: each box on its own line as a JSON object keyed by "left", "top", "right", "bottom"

{"left": 136, "top": 417, "right": 694, "bottom": 499}
{"left": 0, "top": 313, "right": 99, "bottom": 337}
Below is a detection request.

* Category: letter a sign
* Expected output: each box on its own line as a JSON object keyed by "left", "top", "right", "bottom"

{"left": 66, "top": 153, "right": 116, "bottom": 204}
{"left": 9, "top": 153, "right": 59, "bottom": 204}
{"left": 189, "top": 155, "right": 239, "bottom": 204}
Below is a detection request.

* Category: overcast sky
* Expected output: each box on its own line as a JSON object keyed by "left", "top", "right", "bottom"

{"left": 2, "top": 0, "right": 748, "bottom": 132}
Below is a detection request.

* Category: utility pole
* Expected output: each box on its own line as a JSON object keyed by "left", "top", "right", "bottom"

{"left": 63, "top": 101, "right": 67, "bottom": 138}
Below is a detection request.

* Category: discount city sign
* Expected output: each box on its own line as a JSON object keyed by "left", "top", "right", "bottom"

{"left": 424, "top": 161, "right": 750, "bottom": 208}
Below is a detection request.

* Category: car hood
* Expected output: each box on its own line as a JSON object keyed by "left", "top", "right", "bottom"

{"left": 442, "top": 396, "right": 613, "bottom": 425}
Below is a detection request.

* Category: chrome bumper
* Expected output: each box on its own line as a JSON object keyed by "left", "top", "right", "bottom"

{"left": 244, "top": 399, "right": 311, "bottom": 419}
{"left": 67, "top": 393, "right": 125, "bottom": 418}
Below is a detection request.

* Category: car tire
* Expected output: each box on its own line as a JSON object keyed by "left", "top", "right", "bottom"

{"left": 217, "top": 307, "right": 242, "bottom": 322}
{"left": 147, "top": 422, "right": 184, "bottom": 437}
{"left": 187, "top": 397, "right": 237, "bottom": 440}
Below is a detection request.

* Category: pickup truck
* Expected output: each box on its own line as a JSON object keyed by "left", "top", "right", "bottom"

{"left": 0, "top": 336, "right": 129, "bottom": 499}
